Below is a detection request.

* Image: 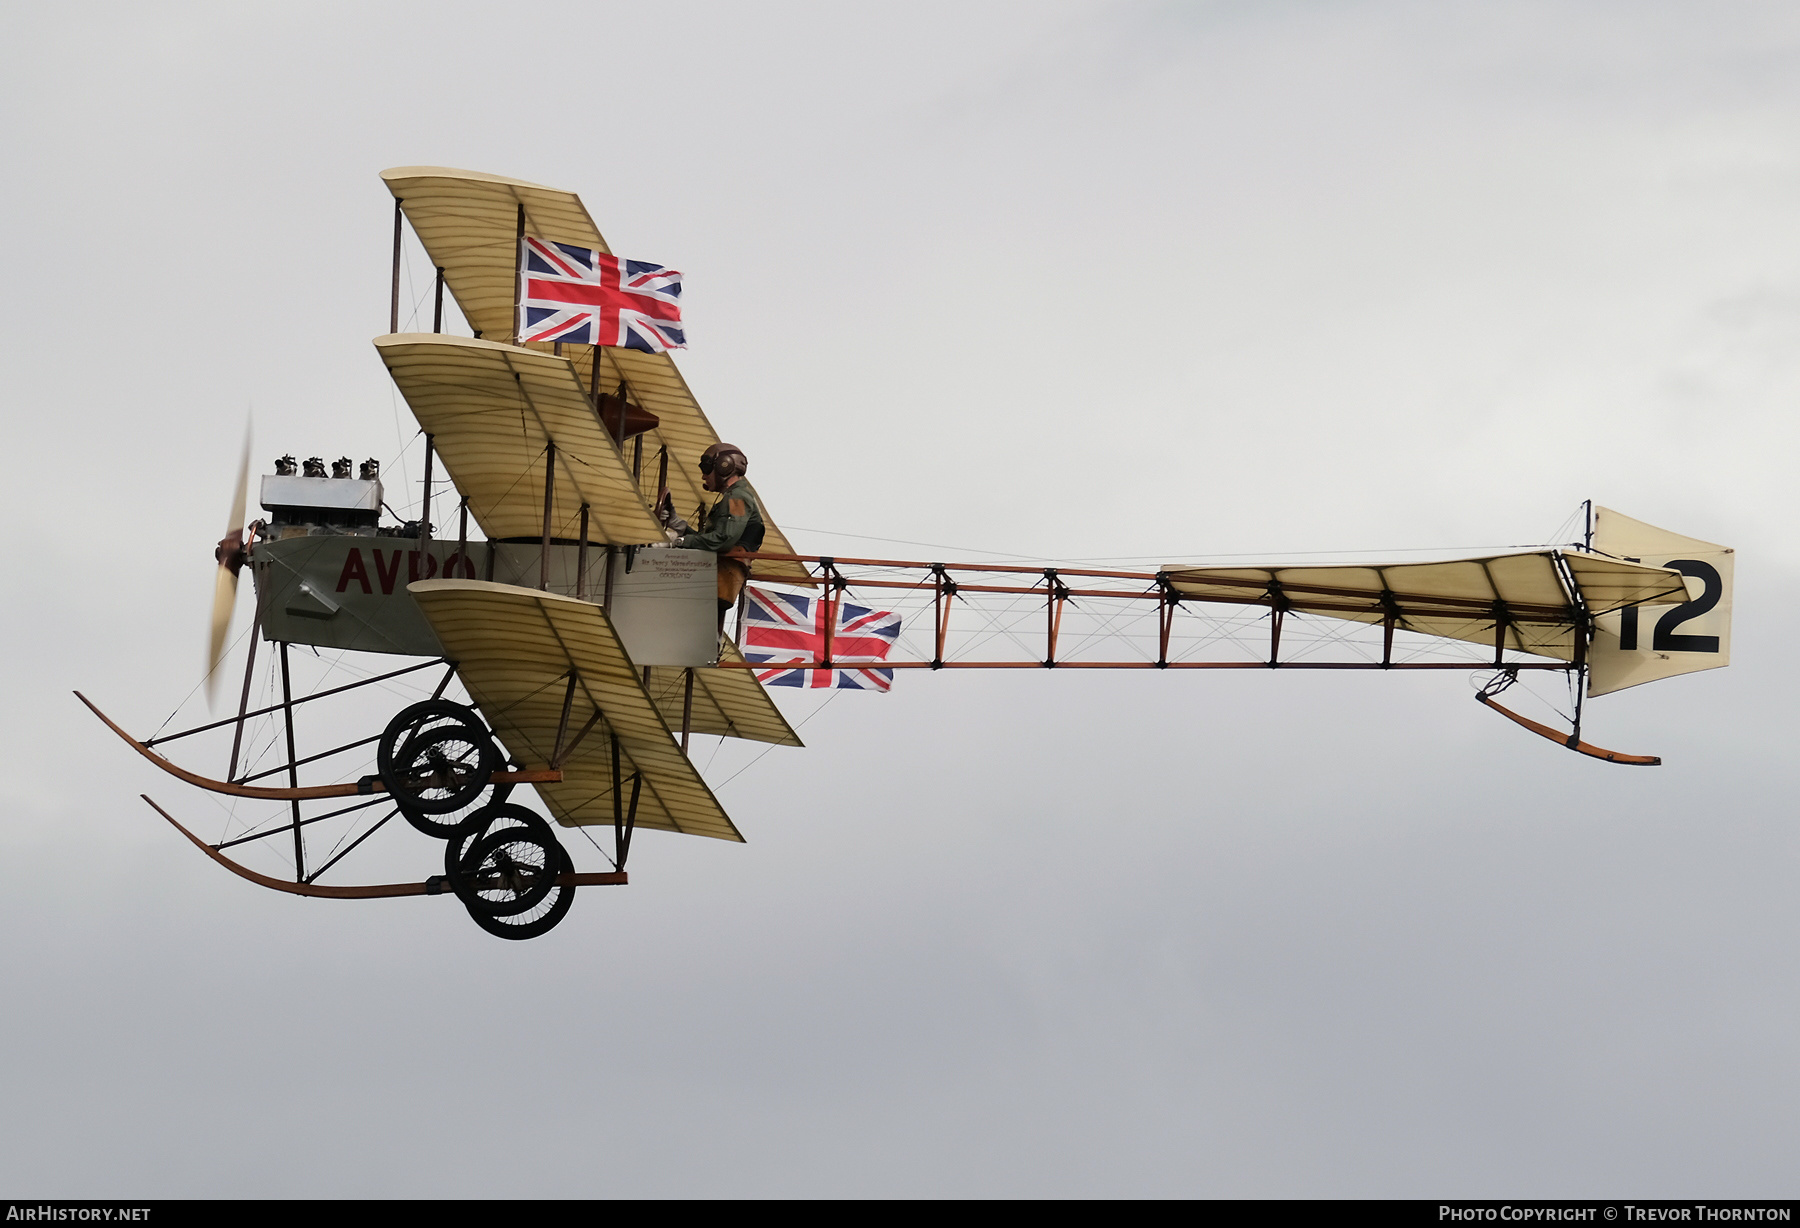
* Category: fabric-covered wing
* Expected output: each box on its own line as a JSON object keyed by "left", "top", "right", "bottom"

{"left": 377, "top": 333, "right": 664, "bottom": 545}
{"left": 410, "top": 579, "right": 742, "bottom": 842}
{"left": 1163, "top": 550, "right": 1691, "bottom": 661}
{"left": 379, "top": 165, "right": 811, "bottom": 586}
{"left": 381, "top": 165, "right": 609, "bottom": 337}
{"left": 641, "top": 637, "right": 804, "bottom": 747}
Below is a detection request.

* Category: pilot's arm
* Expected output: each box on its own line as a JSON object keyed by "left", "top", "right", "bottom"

{"left": 677, "top": 493, "right": 752, "bottom": 554}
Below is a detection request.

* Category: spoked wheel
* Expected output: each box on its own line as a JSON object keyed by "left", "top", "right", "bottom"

{"left": 444, "top": 803, "right": 576, "bottom": 941}
{"left": 395, "top": 777, "right": 514, "bottom": 841}
{"left": 378, "top": 701, "right": 498, "bottom": 825}
{"left": 378, "top": 700, "right": 484, "bottom": 776}
{"left": 444, "top": 801, "right": 540, "bottom": 877}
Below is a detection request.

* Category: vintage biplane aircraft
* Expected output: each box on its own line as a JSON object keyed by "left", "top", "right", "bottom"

{"left": 80, "top": 166, "right": 1736, "bottom": 940}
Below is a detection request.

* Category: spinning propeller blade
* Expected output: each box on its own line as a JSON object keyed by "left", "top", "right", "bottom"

{"left": 206, "top": 428, "right": 252, "bottom": 704}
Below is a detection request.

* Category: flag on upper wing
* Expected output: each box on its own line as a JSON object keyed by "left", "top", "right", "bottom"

{"left": 743, "top": 588, "right": 901, "bottom": 691}
{"left": 518, "top": 239, "right": 685, "bottom": 352}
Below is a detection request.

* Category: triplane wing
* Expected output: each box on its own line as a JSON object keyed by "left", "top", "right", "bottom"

{"left": 379, "top": 165, "right": 610, "bottom": 335}
{"left": 409, "top": 579, "right": 742, "bottom": 842}
{"left": 377, "top": 334, "right": 662, "bottom": 544}
{"left": 656, "top": 636, "right": 804, "bottom": 747}
{"left": 381, "top": 164, "right": 812, "bottom": 586}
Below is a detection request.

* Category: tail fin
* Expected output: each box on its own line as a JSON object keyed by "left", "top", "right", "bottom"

{"left": 1587, "top": 507, "right": 1732, "bottom": 698}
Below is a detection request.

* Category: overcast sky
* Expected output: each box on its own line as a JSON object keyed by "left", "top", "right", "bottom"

{"left": 3, "top": 0, "right": 1798, "bottom": 1197}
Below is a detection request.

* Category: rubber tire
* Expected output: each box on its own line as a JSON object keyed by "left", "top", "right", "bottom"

{"left": 384, "top": 726, "right": 497, "bottom": 815}
{"left": 397, "top": 776, "right": 516, "bottom": 841}
{"left": 444, "top": 803, "right": 576, "bottom": 942}
{"left": 454, "top": 820, "right": 561, "bottom": 918}
{"left": 461, "top": 838, "right": 575, "bottom": 942}
{"left": 443, "top": 802, "right": 544, "bottom": 890}
{"left": 377, "top": 700, "right": 486, "bottom": 792}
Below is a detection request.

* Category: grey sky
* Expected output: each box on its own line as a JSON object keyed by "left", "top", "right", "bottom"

{"left": 2, "top": 0, "right": 1796, "bottom": 1196}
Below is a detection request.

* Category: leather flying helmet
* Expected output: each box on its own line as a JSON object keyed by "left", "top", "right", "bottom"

{"left": 698, "top": 443, "right": 747, "bottom": 478}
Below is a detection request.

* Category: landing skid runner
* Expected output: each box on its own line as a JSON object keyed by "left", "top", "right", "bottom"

{"left": 1475, "top": 670, "right": 1660, "bottom": 767}
{"left": 82, "top": 667, "right": 636, "bottom": 940}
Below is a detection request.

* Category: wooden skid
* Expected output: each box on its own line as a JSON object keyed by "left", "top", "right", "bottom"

{"left": 79, "top": 692, "right": 561, "bottom": 800}
{"left": 1476, "top": 695, "right": 1661, "bottom": 766}
{"left": 142, "top": 796, "right": 626, "bottom": 898}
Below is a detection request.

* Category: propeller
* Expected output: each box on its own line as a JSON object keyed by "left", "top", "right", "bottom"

{"left": 206, "top": 428, "right": 253, "bottom": 704}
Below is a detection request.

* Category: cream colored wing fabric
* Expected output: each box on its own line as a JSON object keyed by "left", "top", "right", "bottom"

{"left": 410, "top": 579, "right": 742, "bottom": 842}
{"left": 590, "top": 347, "right": 811, "bottom": 586}
{"left": 379, "top": 165, "right": 812, "bottom": 586}
{"left": 382, "top": 166, "right": 608, "bottom": 340}
{"left": 1164, "top": 550, "right": 1691, "bottom": 661}
{"left": 1562, "top": 550, "right": 1704, "bottom": 616}
{"left": 376, "top": 334, "right": 664, "bottom": 546}
{"left": 1587, "top": 509, "right": 1733, "bottom": 698}
{"left": 641, "top": 638, "right": 804, "bottom": 747}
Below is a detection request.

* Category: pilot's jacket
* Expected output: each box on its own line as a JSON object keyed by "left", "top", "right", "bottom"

{"left": 677, "top": 479, "right": 766, "bottom": 555}
{"left": 678, "top": 478, "right": 766, "bottom": 612}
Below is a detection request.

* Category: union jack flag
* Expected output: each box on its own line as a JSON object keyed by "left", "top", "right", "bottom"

{"left": 518, "top": 239, "right": 685, "bottom": 352}
{"left": 743, "top": 587, "right": 902, "bottom": 691}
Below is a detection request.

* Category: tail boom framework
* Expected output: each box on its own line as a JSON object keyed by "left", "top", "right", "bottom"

{"left": 717, "top": 546, "right": 1700, "bottom": 765}
{"left": 726, "top": 548, "right": 1690, "bottom": 673}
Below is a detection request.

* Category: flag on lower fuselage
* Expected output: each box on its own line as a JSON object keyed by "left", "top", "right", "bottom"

{"left": 743, "top": 587, "right": 901, "bottom": 691}
{"left": 518, "top": 239, "right": 685, "bottom": 352}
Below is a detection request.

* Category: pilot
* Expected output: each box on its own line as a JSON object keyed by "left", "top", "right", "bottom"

{"left": 662, "top": 443, "right": 765, "bottom": 627}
